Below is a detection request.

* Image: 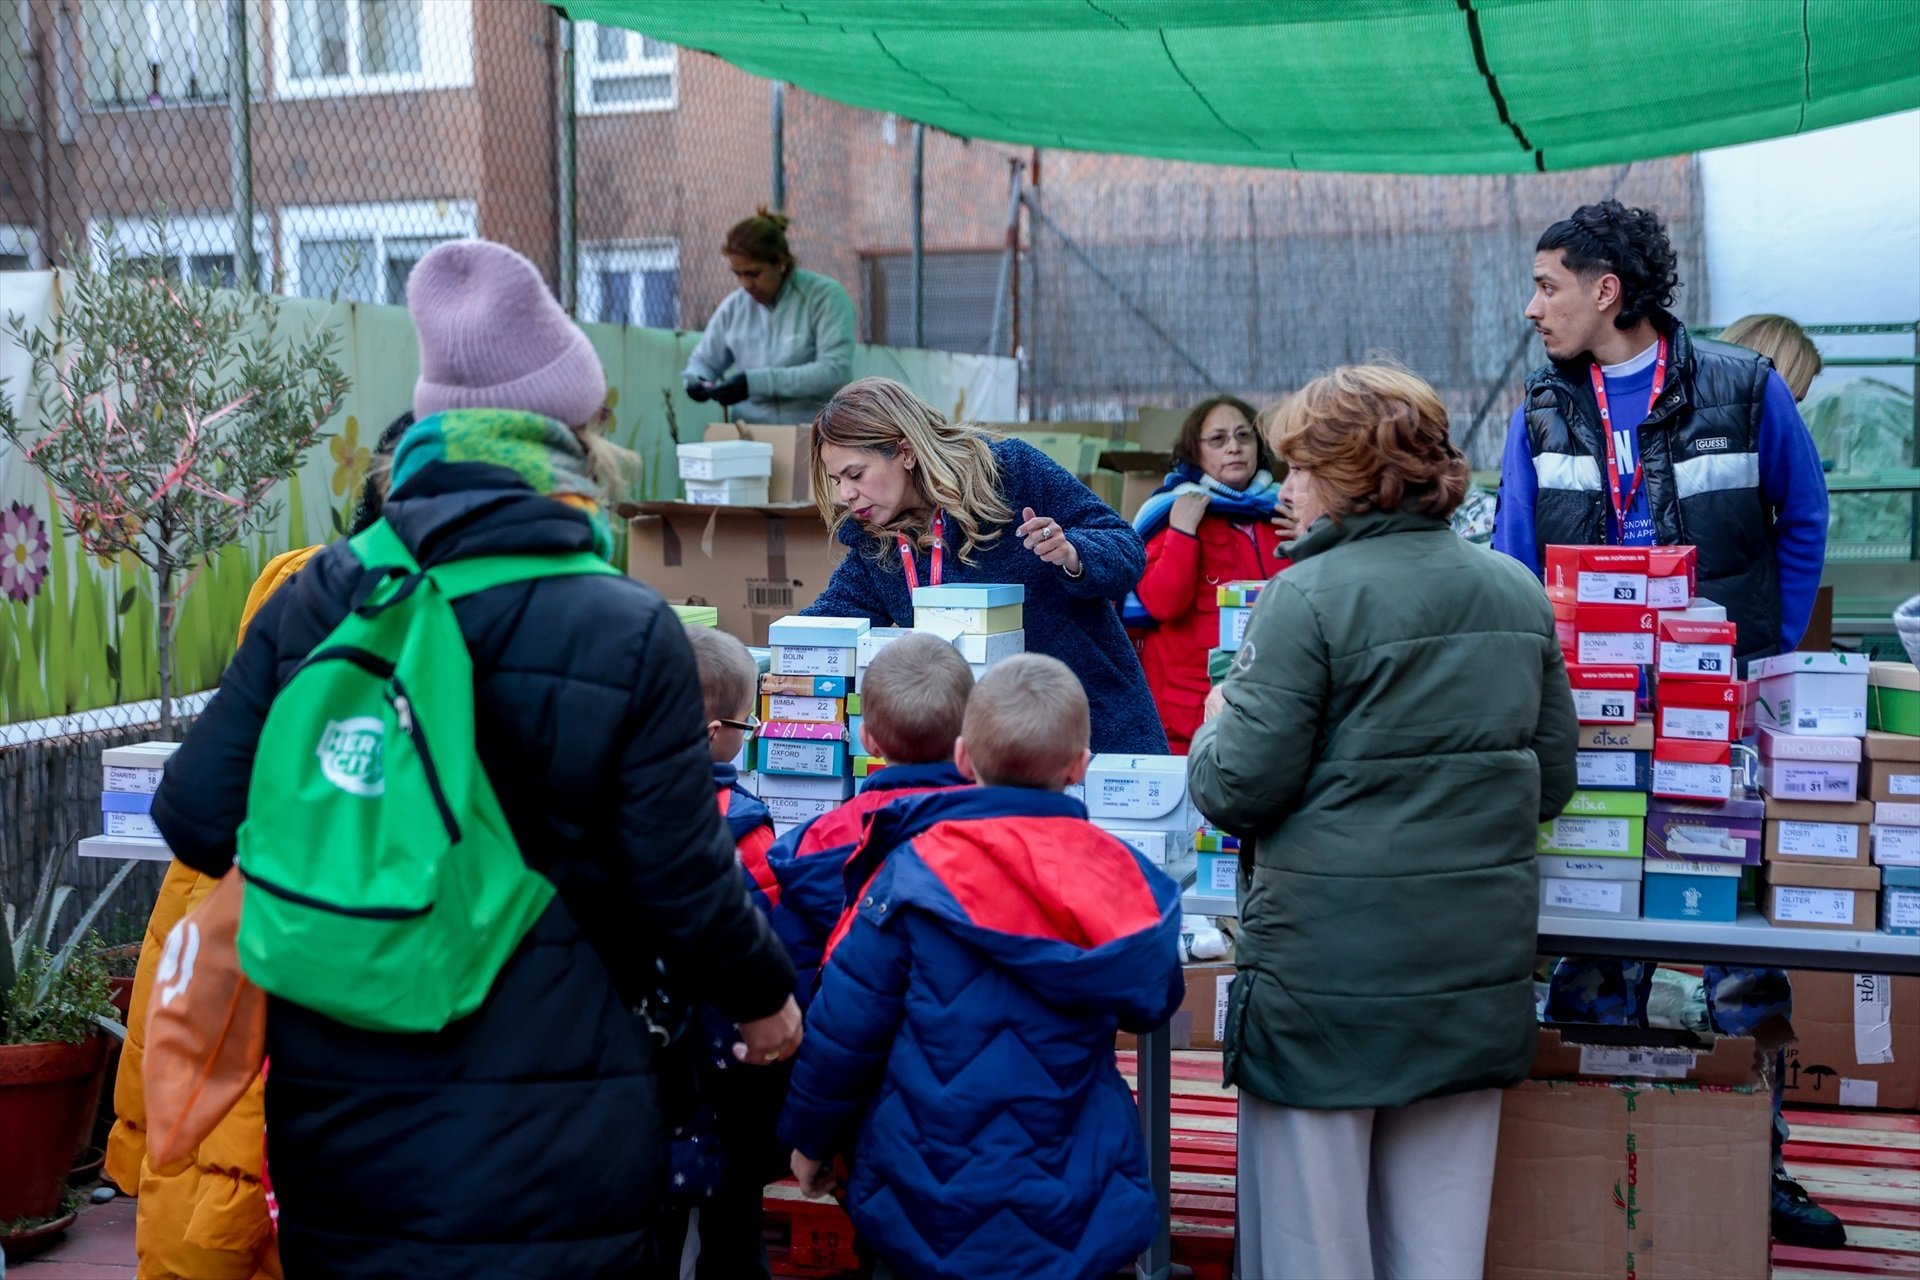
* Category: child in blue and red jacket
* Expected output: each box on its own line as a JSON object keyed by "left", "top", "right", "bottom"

{"left": 766, "top": 633, "right": 975, "bottom": 1007}
{"left": 781, "top": 654, "right": 1185, "bottom": 1280}
{"left": 668, "top": 624, "right": 789, "bottom": 1280}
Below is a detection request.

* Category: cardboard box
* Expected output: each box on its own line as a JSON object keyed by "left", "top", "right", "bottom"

{"left": 1780, "top": 971, "right": 1920, "bottom": 1110}
{"left": 1655, "top": 617, "right": 1737, "bottom": 681}
{"left": 756, "top": 772, "right": 853, "bottom": 803}
{"left": 1486, "top": 1068, "right": 1770, "bottom": 1280}
{"left": 1765, "top": 798, "right": 1872, "bottom": 869}
{"left": 853, "top": 755, "right": 886, "bottom": 779}
{"left": 1883, "top": 867, "right": 1920, "bottom": 934}
{"left": 760, "top": 694, "right": 844, "bottom": 724}
{"left": 1561, "top": 789, "right": 1650, "bottom": 819}
{"left": 1194, "top": 850, "right": 1239, "bottom": 894}
{"left": 100, "top": 741, "right": 179, "bottom": 794}
{"left": 1645, "top": 546, "right": 1699, "bottom": 609}
{"left": 1085, "top": 754, "right": 1191, "bottom": 826}
{"left": 1759, "top": 726, "right": 1863, "bottom": 763}
{"left": 1752, "top": 651, "right": 1870, "bottom": 738}
{"left": 853, "top": 627, "right": 913, "bottom": 669}
{"left": 1643, "top": 859, "right": 1742, "bottom": 922}
{"left": 1764, "top": 883, "right": 1877, "bottom": 930}
{"left": 1876, "top": 800, "right": 1920, "bottom": 827}
{"left": 1100, "top": 826, "right": 1176, "bottom": 866}
{"left": 1658, "top": 598, "right": 1728, "bottom": 625}
{"left": 677, "top": 438, "right": 774, "bottom": 482}
{"left": 763, "top": 793, "right": 840, "bottom": 827}
{"left": 1096, "top": 448, "right": 1175, "bottom": 522}
{"left": 1567, "top": 664, "right": 1640, "bottom": 724}
{"left": 1193, "top": 828, "right": 1239, "bottom": 854}
{"left": 1577, "top": 718, "right": 1655, "bottom": 752}
{"left": 684, "top": 477, "right": 770, "bottom": 506}
{"left": 1645, "top": 796, "right": 1763, "bottom": 865}
{"left": 704, "top": 421, "right": 813, "bottom": 504}
{"left": 1216, "top": 580, "right": 1266, "bottom": 608}
{"left": 761, "top": 674, "right": 848, "bottom": 699}
{"left": 1759, "top": 760, "right": 1860, "bottom": 804}
{"left": 1540, "top": 815, "right": 1645, "bottom": 859}
{"left": 1656, "top": 680, "right": 1744, "bottom": 742}
{"left": 1546, "top": 545, "right": 1650, "bottom": 605}
{"left": 756, "top": 721, "right": 849, "bottom": 778}
{"left": 1651, "top": 739, "right": 1732, "bottom": 802}
{"left": 1867, "top": 661, "right": 1920, "bottom": 735}
{"left": 624, "top": 502, "right": 845, "bottom": 646}
{"left": 1540, "top": 875, "right": 1642, "bottom": 917}
{"left": 1553, "top": 600, "right": 1656, "bottom": 666}
{"left": 1575, "top": 748, "right": 1651, "bottom": 791}
{"left": 1866, "top": 728, "right": 1920, "bottom": 761}
{"left": 767, "top": 615, "right": 869, "bottom": 648}
{"left": 1118, "top": 961, "right": 1236, "bottom": 1052}
{"left": 1863, "top": 757, "right": 1920, "bottom": 803}
{"left": 1218, "top": 606, "right": 1252, "bottom": 652}
{"left": 1539, "top": 854, "right": 1645, "bottom": 881}
{"left": 911, "top": 583, "right": 1024, "bottom": 609}
{"left": 1873, "top": 823, "right": 1920, "bottom": 867}
{"left": 915, "top": 602, "right": 1023, "bottom": 634}
{"left": 954, "top": 630, "right": 1024, "bottom": 665}
{"left": 772, "top": 644, "right": 857, "bottom": 677}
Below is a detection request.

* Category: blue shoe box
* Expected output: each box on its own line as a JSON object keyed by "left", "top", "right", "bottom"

{"left": 1643, "top": 860, "right": 1742, "bottom": 923}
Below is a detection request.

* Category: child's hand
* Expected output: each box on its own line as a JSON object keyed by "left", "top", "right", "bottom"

{"left": 1203, "top": 685, "right": 1227, "bottom": 724}
{"left": 791, "top": 1150, "right": 837, "bottom": 1199}
{"left": 735, "top": 995, "right": 804, "bottom": 1065}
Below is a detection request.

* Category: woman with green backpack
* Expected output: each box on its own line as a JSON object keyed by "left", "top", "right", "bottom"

{"left": 152, "top": 239, "right": 801, "bottom": 1278}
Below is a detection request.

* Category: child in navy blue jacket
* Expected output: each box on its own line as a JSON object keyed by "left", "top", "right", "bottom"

{"left": 667, "top": 625, "right": 789, "bottom": 1280}
{"left": 766, "top": 633, "right": 974, "bottom": 1007}
{"left": 780, "top": 654, "right": 1185, "bottom": 1280}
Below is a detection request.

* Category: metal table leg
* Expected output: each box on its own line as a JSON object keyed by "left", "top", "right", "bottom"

{"left": 1136, "top": 1020, "right": 1173, "bottom": 1280}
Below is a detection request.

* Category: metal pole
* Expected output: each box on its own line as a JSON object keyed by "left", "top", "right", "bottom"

{"left": 987, "top": 159, "right": 1023, "bottom": 357}
{"left": 911, "top": 122, "right": 925, "bottom": 349}
{"left": 1028, "top": 147, "right": 1042, "bottom": 419}
{"left": 1134, "top": 1023, "right": 1174, "bottom": 1280}
{"left": 226, "top": 0, "right": 254, "bottom": 290}
{"left": 770, "top": 82, "right": 786, "bottom": 213}
{"left": 556, "top": 15, "right": 578, "bottom": 314}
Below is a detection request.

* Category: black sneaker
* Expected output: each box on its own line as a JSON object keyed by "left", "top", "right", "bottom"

{"left": 1772, "top": 1175, "right": 1847, "bottom": 1249}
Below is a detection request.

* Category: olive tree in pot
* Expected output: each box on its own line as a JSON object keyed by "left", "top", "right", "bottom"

{"left": 0, "top": 219, "right": 351, "bottom": 734}
{"left": 0, "top": 845, "right": 137, "bottom": 1227}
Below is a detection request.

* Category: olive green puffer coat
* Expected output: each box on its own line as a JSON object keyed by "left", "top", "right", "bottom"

{"left": 1188, "top": 507, "right": 1577, "bottom": 1110}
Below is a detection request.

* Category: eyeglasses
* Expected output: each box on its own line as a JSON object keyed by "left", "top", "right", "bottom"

{"left": 715, "top": 713, "right": 761, "bottom": 733}
{"left": 1199, "top": 431, "right": 1257, "bottom": 450}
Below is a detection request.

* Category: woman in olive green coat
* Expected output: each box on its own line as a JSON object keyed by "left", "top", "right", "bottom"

{"left": 1188, "top": 365, "right": 1577, "bottom": 1280}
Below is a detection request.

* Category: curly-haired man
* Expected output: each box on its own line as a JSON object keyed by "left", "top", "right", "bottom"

{"left": 1492, "top": 202, "right": 1839, "bottom": 1249}
{"left": 1493, "top": 199, "right": 1827, "bottom": 662}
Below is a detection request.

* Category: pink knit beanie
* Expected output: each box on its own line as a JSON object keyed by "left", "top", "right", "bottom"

{"left": 408, "top": 239, "right": 607, "bottom": 427}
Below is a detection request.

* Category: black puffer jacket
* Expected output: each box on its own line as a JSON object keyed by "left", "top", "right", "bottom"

{"left": 154, "top": 461, "right": 795, "bottom": 1279}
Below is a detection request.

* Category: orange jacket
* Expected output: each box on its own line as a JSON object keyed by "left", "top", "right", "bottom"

{"left": 105, "top": 545, "right": 319, "bottom": 1280}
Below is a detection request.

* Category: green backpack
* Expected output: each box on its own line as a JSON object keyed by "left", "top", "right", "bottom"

{"left": 235, "top": 517, "right": 619, "bottom": 1033}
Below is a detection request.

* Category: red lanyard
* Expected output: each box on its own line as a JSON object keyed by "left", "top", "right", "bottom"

{"left": 1589, "top": 335, "right": 1668, "bottom": 537}
{"left": 896, "top": 510, "right": 945, "bottom": 590}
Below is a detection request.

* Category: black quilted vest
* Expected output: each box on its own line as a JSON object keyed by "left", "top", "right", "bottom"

{"left": 1523, "top": 320, "right": 1781, "bottom": 660}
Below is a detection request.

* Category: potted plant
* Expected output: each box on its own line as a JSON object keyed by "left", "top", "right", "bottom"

{"left": 0, "top": 845, "right": 136, "bottom": 1227}
{"left": 0, "top": 218, "right": 351, "bottom": 733}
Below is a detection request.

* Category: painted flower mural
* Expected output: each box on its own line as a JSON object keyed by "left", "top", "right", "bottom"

{"left": 330, "top": 414, "right": 371, "bottom": 498}
{"left": 1, "top": 500, "right": 51, "bottom": 601}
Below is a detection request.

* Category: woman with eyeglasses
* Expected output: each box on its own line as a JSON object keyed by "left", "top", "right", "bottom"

{"left": 1126, "top": 396, "right": 1295, "bottom": 752}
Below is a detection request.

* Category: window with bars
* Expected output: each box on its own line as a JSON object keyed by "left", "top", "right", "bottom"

{"left": 575, "top": 21, "right": 676, "bottom": 114}
{"left": 274, "top": 0, "right": 471, "bottom": 99}
{"left": 580, "top": 241, "right": 680, "bottom": 329}
{"left": 87, "top": 215, "right": 269, "bottom": 288}
{"left": 281, "top": 201, "right": 475, "bottom": 304}
{"left": 82, "top": 0, "right": 251, "bottom": 109}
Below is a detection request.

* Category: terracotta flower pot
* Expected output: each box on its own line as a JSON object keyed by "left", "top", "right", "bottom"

{"left": 0, "top": 1037, "right": 108, "bottom": 1222}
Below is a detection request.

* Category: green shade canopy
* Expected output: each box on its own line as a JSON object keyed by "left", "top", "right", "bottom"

{"left": 562, "top": 0, "right": 1920, "bottom": 173}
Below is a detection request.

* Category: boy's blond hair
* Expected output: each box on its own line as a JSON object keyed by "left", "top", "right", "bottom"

{"left": 861, "top": 634, "right": 973, "bottom": 763}
{"left": 962, "top": 654, "right": 1090, "bottom": 788}
{"left": 683, "top": 623, "right": 758, "bottom": 722}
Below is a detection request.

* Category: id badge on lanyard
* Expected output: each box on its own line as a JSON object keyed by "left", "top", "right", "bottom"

{"left": 1589, "top": 334, "right": 1668, "bottom": 541}
{"left": 897, "top": 510, "right": 945, "bottom": 590}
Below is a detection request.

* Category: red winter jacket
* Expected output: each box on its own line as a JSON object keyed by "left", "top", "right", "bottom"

{"left": 1135, "top": 516, "right": 1289, "bottom": 752}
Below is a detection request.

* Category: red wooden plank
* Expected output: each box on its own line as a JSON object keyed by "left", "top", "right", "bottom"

{"left": 1771, "top": 1243, "right": 1920, "bottom": 1276}
{"left": 1786, "top": 1109, "right": 1920, "bottom": 1135}
{"left": 1787, "top": 1142, "right": 1920, "bottom": 1170}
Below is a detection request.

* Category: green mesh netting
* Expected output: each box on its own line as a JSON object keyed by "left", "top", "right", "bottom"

{"left": 562, "top": 0, "right": 1920, "bottom": 174}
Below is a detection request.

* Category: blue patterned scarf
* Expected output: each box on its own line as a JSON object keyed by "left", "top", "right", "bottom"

{"left": 1122, "top": 461, "right": 1281, "bottom": 630}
